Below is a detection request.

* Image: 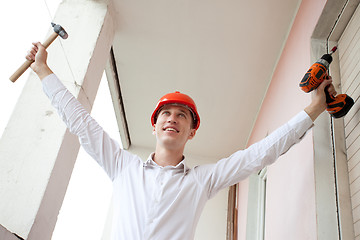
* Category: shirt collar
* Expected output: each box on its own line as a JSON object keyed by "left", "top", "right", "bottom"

{"left": 143, "top": 153, "right": 190, "bottom": 174}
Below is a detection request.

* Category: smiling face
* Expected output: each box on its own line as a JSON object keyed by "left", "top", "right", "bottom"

{"left": 153, "top": 104, "right": 197, "bottom": 152}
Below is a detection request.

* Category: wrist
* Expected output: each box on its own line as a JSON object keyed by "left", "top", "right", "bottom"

{"left": 34, "top": 64, "right": 53, "bottom": 80}
{"left": 304, "top": 103, "right": 325, "bottom": 122}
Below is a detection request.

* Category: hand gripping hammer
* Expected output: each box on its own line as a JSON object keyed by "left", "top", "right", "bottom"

{"left": 9, "top": 23, "right": 68, "bottom": 83}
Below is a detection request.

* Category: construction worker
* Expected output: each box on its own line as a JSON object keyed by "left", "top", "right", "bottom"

{"left": 26, "top": 42, "right": 335, "bottom": 240}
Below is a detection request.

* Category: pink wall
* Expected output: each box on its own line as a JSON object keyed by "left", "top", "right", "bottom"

{"left": 237, "top": 0, "right": 327, "bottom": 239}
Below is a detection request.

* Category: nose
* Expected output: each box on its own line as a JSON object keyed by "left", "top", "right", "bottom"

{"left": 166, "top": 114, "right": 177, "bottom": 124}
{"left": 167, "top": 118, "right": 177, "bottom": 124}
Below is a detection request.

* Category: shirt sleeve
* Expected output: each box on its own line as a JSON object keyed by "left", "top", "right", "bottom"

{"left": 42, "top": 74, "right": 134, "bottom": 181}
{"left": 193, "top": 111, "right": 314, "bottom": 199}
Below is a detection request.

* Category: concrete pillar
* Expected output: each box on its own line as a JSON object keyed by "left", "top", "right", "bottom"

{"left": 0, "top": 0, "right": 114, "bottom": 239}
{"left": 0, "top": 224, "right": 20, "bottom": 240}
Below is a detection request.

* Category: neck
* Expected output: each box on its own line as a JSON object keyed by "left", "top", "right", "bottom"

{"left": 153, "top": 145, "right": 184, "bottom": 167}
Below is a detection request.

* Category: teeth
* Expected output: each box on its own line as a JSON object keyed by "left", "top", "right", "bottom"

{"left": 165, "top": 128, "right": 178, "bottom": 132}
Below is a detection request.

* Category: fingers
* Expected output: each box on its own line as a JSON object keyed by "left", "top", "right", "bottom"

{"left": 324, "top": 76, "right": 338, "bottom": 96}
{"left": 25, "top": 42, "right": 43, "bottom": 61}
{"left": 32, "top": 42, "right": 39, "bottom": 50}
{"left": 25, "top": 52, "right": 34, "bottom": 61}
{"left": 317, "top": 76, "right": 337, "bottom": 97}
{"left": 317, "top": 77, "right": 332, "bottom": 91}
{"left": 26, "top": 49, "right": 37, "bottom": 61}
{"left": 327, "top": 83, "right": 337, "bottom": 96}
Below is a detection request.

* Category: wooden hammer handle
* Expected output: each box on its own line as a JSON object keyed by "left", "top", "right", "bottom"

{"left": 9, "top": 32, "right": 59, "bottom": 83}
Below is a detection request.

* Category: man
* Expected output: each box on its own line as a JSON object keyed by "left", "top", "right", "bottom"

{"left": 26, "top": 42, "right": 335, "bottom": 239}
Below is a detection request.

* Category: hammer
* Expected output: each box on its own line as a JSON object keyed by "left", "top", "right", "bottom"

{"left": 9, "top": 22, "right": 68, "bottom": 83}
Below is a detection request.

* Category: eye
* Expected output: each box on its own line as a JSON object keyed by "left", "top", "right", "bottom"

{"left": 178, "top": 113, "right": 186, "bottom": 118}
{"left": 161, "top": 110, "right": 170, "bottom": 116}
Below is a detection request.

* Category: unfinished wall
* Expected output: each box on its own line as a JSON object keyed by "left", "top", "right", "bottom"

{"left": 237, "top": 0, "right": 327, "bottom": 239}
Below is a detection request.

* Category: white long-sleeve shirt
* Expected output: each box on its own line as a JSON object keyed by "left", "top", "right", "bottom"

{"left": 42, "top": 74, "right": 313, "bottom": 240}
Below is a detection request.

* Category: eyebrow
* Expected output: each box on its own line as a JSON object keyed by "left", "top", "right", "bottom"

{"left": 179, "top": 109, "right": 188, "bottom": 114}
{"left": 161, "top": 106, "right": 191, "bottom": 116}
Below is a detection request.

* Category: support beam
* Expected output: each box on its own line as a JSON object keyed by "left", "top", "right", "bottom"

{"left": 0, "top": 224, "right": 22, "bottom": 240}
{"left": 0, "top": 1, "right": 114, "bottom": 239}
{"left": 105, "top": 48, "right": 131, "bottom": 150}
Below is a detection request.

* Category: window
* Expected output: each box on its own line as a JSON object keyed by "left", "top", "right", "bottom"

{"left": 246, "top": 167, "right": 267, "bottom": 240}
{"left": 52, "top": 72, "right": 118, "bottom": 240}
{"left": 257, "top": 168, "right": 267, "bottom": 240}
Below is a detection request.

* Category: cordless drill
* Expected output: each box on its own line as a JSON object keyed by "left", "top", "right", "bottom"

{"left": 299, "top": 47, "right": 354, "bottom": 118}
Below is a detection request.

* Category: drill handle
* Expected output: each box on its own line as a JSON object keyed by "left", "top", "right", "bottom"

{"left": 324, "top": 85, "right": 335, "bottom": 104}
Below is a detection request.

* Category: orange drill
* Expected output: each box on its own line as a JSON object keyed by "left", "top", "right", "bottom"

{"left": 299, "top": 47, "right": 354, "bottom": 118}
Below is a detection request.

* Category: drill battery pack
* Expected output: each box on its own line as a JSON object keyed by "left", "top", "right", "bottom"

{"left": 326, "top": 93, "right": 355, "bottom": 118}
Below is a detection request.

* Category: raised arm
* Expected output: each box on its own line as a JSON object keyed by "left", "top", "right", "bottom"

{"left": 194, "top": 77, "right": 336, "bottom": 198}
{"left": 26, "top": 42, "right": 133, "bottom": 180}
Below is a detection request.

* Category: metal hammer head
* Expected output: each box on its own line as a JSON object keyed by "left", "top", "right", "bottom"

{"left": 51, "top": 22, "right": 68, "bottom": 39}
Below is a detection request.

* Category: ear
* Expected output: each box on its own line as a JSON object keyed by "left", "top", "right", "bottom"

{"left": 188, "top": 129, "right": 196, "bottom": 140}
{"left": 152, "top": 125, "right": 156, "bottom": 135}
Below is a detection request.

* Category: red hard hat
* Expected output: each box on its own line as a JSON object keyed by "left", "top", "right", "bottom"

{"left": 151, "top": 91, "right": 200, "bottom": 130}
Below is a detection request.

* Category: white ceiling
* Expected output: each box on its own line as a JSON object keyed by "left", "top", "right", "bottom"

{"left": 111, "top": 0, "right": 302, "bottom": 160}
